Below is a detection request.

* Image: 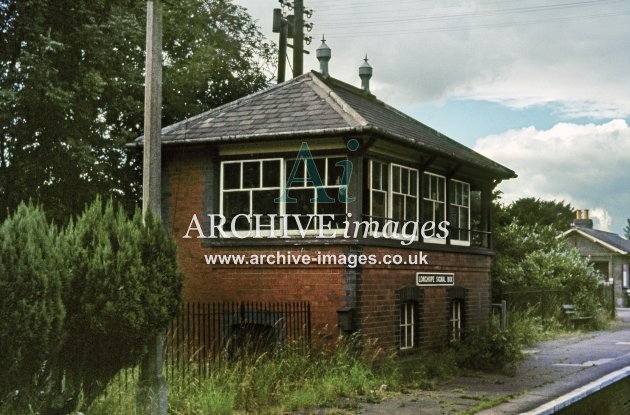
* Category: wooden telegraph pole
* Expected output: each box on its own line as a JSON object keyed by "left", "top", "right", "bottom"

{"left": 273, "top": 8, "right": 288, "bottom": 83}
{"left": 143, "top": 0, "right": 162, "bottom": 216}
{"left": 138, "top": 0, "right": 167, "bottom": 414}
{"left": 292, "top": 0, "right": 304, "bottom": 76}
{"left": 273, "top": 1, "right": 312, "bottom": 81}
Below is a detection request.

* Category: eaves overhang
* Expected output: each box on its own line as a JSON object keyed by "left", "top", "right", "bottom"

{"left": 126, "top": 125, "right": 516, "bottom": 180}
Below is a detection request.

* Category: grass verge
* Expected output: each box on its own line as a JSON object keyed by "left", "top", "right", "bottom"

{"left": 87, "top": 338, "right": 402, "bottom": 415}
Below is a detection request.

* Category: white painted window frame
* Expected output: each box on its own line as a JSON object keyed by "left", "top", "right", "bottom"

{"left": 219, "top": 156, "right": 347, "bottom": 237}
{"left": 450, "top": 299, "right": 462, "bottom": 342}
{"left": 449, "top": 179, "right": 471, "bottom": 246}
{"left": 422, "top": 172, "right": 446, "bottom": 244}
{"left": 400, "top": 301, "right": 415, "bottom": 350}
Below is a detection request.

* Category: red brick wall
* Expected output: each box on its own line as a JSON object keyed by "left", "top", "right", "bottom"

{"left": 165, "top": 149, "right": 493, "bottom": 352}
{"left": 358, "top": 246, "right": 492, "bottom": 351}
{"left": 165, "top": 150, "right": 347, "bottom": 340}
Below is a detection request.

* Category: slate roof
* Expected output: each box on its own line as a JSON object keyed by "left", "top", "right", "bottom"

{"left": 132, "top": 71, "right": 515, "bottom": 179}
{"left": 563, "top": 227, "right": 630, "bottom": 254}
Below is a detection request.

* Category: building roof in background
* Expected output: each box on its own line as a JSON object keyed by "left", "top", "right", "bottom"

{"left": 132, "top": 71, "right": 516, "bottom": 179}
{"left": 563, "top": 226, "right": 630, "bottom": 254}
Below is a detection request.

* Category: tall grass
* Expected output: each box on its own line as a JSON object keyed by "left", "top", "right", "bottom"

{"left": 87, "top": 338, "right": 401, "bottom": 415}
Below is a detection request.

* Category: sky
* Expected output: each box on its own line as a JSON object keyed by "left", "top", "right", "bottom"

{"left": 233, "top": 0, "right": 630, "bottom": 234}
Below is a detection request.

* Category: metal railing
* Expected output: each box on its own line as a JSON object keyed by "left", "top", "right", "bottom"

{"left": 166, "top": 301, "right": 311, "bottom": 379}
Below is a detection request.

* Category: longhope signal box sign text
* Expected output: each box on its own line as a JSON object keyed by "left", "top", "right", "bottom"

{"left": 416, "top": 272, "right": 455, "bottom": 286}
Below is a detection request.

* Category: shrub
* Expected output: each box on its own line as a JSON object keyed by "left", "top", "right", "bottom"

{"left": 455, "top": 326, "right": 523, "bottom": 375}
{"left": 505, "top": 309, "right": 549, "bottom": 347}
{"left": 493, "top": 222, "right": 606, "bottom": 329}
{"left": 0, "top": 204, "right": 65, "bottom": 410}
{"left": 54, "top": 198, "right": 183, "bottom": 410}
{"left": 0, "top": 198, "right": 183, "bottom": 414}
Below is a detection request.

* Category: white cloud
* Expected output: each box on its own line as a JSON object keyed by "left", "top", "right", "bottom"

{"left": 474, "top": 120, "right": 630, "bottom": 233}
{"left": 235, "top": 0, "right": 630, "bottom": 120}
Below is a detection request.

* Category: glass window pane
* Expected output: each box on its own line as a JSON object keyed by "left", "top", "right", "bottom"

{"left": 435, "top": 201, "right": 445, "bottom": 222}
{"left": 318, "top": 188, "right": 346, "bottom": 226}
{"left": 252, "top": 190, "right": 279, "bottom": 216}
{"left": 223, "top": 191, "right": 249, "bottom": 218}
{"left": 308, "top": 158, "right": 325, "bottom": 187}
{"left": 372, "top": 191, "right": 386, "bottom": 218}
{"left": 449, "top": 207, "right": 459, "bottom": 226}
{"left": 327, "top": 158, "right": 344, "bottom": 186}
{"left": 392, "top": 166, "right": 401, "bottom": 193}
{"left": 422, "top": 200, "right": 433, "bottom": 223}
{"left": 406, "top": 196, "right": 417, "bottom": 221}
{"left": 285, "top": 188, "right": 314, "bottom": 215}
{"left": 459, "top": 208, "right": 469, "bottom": 228}
{"left": 262, "top": 160, "right": 281, "bottom": 188}
{"left": 410, "top": 171, "right": 417, "bottom": 196}
{"left": 401, "top": 169, "right": 409, "bottom": 195}
{"left": 285, "top": 159, "right": 304, "bottom": 184}
{"left": 423, "top": 173, "right": 430, "bottom": 198}
{"left": 462, "top": 184, "right": 469, "bottom": 206}
{"left": 243, "top": 161, "right": 260, "bottom": 188}
{"left": 371, "top": 162, "right": 380, "bottom": 190}
{"left": 285, "top": 189, "right": 315, "bottom": 230}
{"left": 382, "top": 163, "right": 388, "bottom": 191}
{"left": 392, "top": 194, "right": 404, "bottom": 221}
{"left": 460, "top": 209, "right": 470, "bottom": 241}
{"left": 223, "top": 163, "right": 241, "bottom": 190}
{"left": 448, "top": 181, "right": 459, "bottom": 205}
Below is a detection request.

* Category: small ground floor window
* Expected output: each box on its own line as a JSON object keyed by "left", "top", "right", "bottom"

{"left": 450, "top": 299, "right": 463, "bottom": 342}
{"left": 400, "top": 301, "right": 415, "bottom": 350}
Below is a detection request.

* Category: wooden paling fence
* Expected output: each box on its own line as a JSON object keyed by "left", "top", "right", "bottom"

{"left": 166, "top": 301, "right": 312, "bottom": 379}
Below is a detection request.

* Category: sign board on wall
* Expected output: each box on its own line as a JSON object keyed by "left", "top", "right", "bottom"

{"left": 416, "top": 272, "right": 455, "bottom": 286}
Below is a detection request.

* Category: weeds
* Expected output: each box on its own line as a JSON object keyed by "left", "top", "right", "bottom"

{"left": 86, "top": 337, "right": 401, "bottom": 415}
{"left": 83, "top": 309, "right": 605, "bottom": 415}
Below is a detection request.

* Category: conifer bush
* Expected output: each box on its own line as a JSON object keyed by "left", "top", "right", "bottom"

{"left": 0, "top": 199, "right": 182, "bottom": 413}
{"left": 0, "top": 204, "right": 65, "bottom": 407}
{"left": 56, "top": 198, "right": 183, "bottom": 410}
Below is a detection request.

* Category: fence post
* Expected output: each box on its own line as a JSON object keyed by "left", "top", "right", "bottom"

{"left": 492, "top": 300, "right": 507, "bottom": 331}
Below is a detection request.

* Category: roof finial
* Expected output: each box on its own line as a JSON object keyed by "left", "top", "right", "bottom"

{"left": 359, "top": 54, "right": 373, "bottom": 94}
{"left": 316, "top": 34, "right": 332, "bottom": 77}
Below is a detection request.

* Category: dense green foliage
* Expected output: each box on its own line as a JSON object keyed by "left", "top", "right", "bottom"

{"left": 0, "top": 0, "right": 275, "bottom": 223}
{"left": 455, "top": 326, "right": 523, "bottom": 375}
{"left": 0, "top": 200, "right": 182, "bottom": 413}
{"left": 495, "top": 197, "right": 575, "bottom": 231}
{"left": 0, "top": 205, "right": 65, "bottom": 404}
{"left": 492, "top": 197, "right": 605, "bottom": 327}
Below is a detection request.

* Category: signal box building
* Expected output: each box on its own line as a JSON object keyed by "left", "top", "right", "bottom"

{"left": 133, "top": 48, "right": 515, "bottom": 353}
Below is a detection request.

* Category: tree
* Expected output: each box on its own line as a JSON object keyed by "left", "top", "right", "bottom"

{"left": 492, "top": 222, "right": 603, "bottom": 324}
{"left": 495, "top": 197, "right": 575, "bottom": 231}
{"left": 623, "top": 218, "right": 630, "bottom": 239}
{"left": 0, "top": 0, "right": 275, "bottom": 223}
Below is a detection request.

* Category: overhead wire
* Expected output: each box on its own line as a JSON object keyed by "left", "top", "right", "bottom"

{"left": 313, "top": 9, "right": 630, "bottom": 38}
{"left": 314, "top": 0, "right": 626, "bottom": 27}
{"left": 303, "top": 0, "right": 630, "bottom": 38}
